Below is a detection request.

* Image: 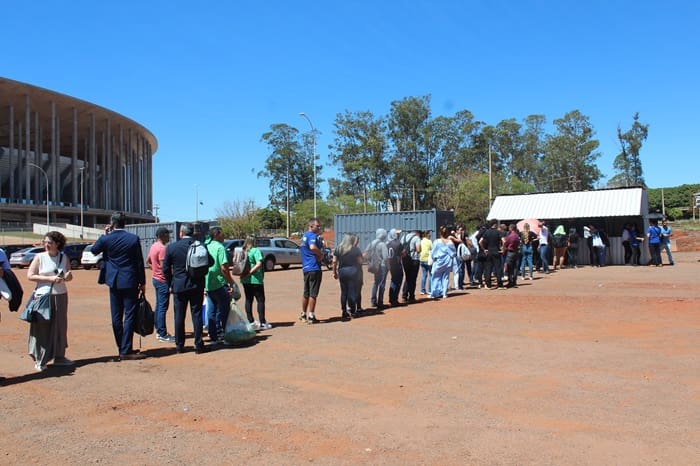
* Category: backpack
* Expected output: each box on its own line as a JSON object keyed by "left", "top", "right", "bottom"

{"left": 552, "top": 234, "right": 567, "bottom": 248}
{"left": 366, "top": 241, "right": 383, "bottom": 274}
{"left": 230, "top": 248, "right": 251, "bottom": 276}
{"left": 186, "top": 240, "right": 211, "bottom": 279}
{"left": 457, "top": 242, "right": 471, "bottom": 261}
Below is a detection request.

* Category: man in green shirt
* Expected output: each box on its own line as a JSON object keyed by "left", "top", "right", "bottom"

{"left": 205, "top": 227, "right": 235, "bottom": 342}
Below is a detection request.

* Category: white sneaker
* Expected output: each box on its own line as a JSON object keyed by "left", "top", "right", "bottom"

{"left": 259, "top": 322, "right": 272, "bottom": 330}
{"left": 251, "top": 321, "right": 261, "bottom": 330}
{"left": 35, "top": 362, "right": 46, "bottom": 372}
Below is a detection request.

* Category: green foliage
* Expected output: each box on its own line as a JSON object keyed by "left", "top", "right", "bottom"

{"left": 610, "top": 113, "right": 648, "bottom": 187}
{"left": 647, "top": 184, "right": 700, "bottom": 212}
{"left": 541, "top": 110, "right": 602, "bottom": 191}
{"left": 258, "top": 123, "right": 323, "bottom": 211}
{"left": 255, "top": 207, "right": 284, "bottom": 230}
{"left": 216, "top": 200, "right": 261, "bottom": 239}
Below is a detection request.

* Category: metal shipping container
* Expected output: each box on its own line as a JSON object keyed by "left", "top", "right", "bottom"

{"left": 125, "top": 221, "right": 209, "bottom": 264}
{"left": 334, "top": 209, "right": 454, "bottom": 252}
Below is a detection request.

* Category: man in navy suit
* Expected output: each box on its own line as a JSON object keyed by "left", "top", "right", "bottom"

{"left": 92, "top": 212, "right": 146, "bottom": 360}
{"left": 162, "top": 223, "right": 210, "bottom": 354}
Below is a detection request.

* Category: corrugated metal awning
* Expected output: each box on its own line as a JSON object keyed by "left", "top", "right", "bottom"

{"left": 487, "top": 188, "right": 647, "bottom": 220}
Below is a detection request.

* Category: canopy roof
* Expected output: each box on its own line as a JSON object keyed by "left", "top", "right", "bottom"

{"left": 487, "top": 187, "right": 648, "bottom": 221}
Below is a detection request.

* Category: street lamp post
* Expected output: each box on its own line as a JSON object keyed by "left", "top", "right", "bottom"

{"left": 299, "top": 112, "right": 317, "bottom": 218}
{"left": 28, "top": 162, "right": 50, "bottom": 233}
{"left": 80, "top": 167, "right": 85, "bottom": 239}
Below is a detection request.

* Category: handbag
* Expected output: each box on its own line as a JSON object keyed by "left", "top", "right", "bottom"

{"left": 20, "top": 284, "right": 54, "bottom": 323}
{"left": 135, "top": 290, "right": 155, "bottom": 337}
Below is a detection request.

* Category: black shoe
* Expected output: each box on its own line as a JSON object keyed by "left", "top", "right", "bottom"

{"left": 194, "top": 346, "right": 208, "bottom": 354}
{"left": 176, "top": 346, "right": 185, "bottom": 354}
{"left": 121, "top": 352, "right": 146, "bottom": 360}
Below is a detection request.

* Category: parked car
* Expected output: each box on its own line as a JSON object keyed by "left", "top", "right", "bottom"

{"left": 223, "top": 239, "right": 244, "bottom": 263}
{"left": 9, "top": 246, "right": 44, "bottom": 268}
{"left": 81, "top": 244, "right": 103, "bottom": 270}
{"left": 0, "top": 244, "right": 34, "bottom": 258}
{"left": 62, "top": 242, "right": 90, "bottom": 269}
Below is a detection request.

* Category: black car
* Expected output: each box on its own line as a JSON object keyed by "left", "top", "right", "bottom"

{"left": 62, "top": 243, "right": 91, "bottom": 269}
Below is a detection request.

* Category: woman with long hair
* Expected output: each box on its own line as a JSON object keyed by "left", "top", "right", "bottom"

{"left": 429, "top": 226, "right": 456, "bottom": 299}
{"left": 26, "top": 231, "right": 74, "bottom": 371}
{"left": 520, "top": 223, "right": 536, "bottom": 280}
{"left": 333, "top": 234, "right": 363, "bottom": 319}
{"left": 240, "top": 236, "right": 270, "bottom": 329}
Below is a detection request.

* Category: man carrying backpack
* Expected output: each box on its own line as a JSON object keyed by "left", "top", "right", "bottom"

{"left": 162, "top": 223, "right": 213, "bottom": 354}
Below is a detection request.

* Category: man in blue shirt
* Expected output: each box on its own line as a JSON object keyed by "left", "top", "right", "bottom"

{"left": 659, "top": 219, "right": 674, "bottom": 266}
{"left": 299, "top": 217, "right": 324, "bottom": 323}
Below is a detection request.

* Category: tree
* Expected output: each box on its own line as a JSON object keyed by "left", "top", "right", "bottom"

{"left": 328, "top": 110, "right": 390, "bottom": 211}
{"left": 609, "top": 112, "right": 648, "bottom": 187}
{"left": 541, "top": 110, "right": 602, "bottom": 191}
{"left": 387, "top": 95, "right": 432, "bottom": 210}
{"left": 258, "top": 123, "right": 311, "bottom": 210}
{"left": 216, "top": 199, "right": 261, "bottom": 239}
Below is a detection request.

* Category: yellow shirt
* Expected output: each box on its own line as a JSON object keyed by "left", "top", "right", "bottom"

{"left": 419, "top": 237, "right": 432, "bottom": 262}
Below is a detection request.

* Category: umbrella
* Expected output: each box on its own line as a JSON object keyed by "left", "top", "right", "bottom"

{"left": 517, "top": 218, "right": 541, "bottom": 235}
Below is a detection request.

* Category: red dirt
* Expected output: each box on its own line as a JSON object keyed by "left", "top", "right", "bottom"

{"left": 1, "top": 251, "right": 699, "bottom": 465}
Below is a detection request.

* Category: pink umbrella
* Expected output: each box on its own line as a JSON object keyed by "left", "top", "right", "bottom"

{"left": 517, "top": 218, "right": 541, "bottom": 235}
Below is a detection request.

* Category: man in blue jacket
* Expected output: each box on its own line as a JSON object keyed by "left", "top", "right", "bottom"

{"left": 92, "top": 212, "right": 146, "bottom": 360}
{"left": 162, "top": 223, "right": 211, "bottom": 353}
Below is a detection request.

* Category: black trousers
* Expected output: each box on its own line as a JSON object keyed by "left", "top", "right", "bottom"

{"left": 483, "top": 252, "right": 503, "bottom": 288}
{"left": 173, "top": 287, "right": 204, "bottom": 351}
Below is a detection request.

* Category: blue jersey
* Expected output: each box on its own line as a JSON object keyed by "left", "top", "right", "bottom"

{"left": 300, "top": 231, "right": 322, "bottom": 272}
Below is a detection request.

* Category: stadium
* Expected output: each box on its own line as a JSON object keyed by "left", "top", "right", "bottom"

{"left": 0, "top": 77, "right": 157, "bottom": 229}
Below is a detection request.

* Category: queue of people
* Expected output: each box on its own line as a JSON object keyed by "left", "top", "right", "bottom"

{"left": 0, "top": 214, "right": 679, "bottom": 376}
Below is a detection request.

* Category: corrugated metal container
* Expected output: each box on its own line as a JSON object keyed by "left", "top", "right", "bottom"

{"left": 334, "top": 210, "right": 454, "bottom": 251}
{"left": 125, "top": 221, "right": 209, "bottom": 263}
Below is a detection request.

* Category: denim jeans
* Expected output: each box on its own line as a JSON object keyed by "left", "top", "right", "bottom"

{"left": 338, "top": 266, "right": 358, "bottom": 313}
{"left": 371, "top": 265, "right": 388, "bottom": 307}
{"left": 388, "top": 266, "right": 403, "bottom": 305}
{"left": 520, "top": 244, "right": 533, "bottom": 278}
{"left": 207, "top": 285, "right": 231, "bottom": 340}
{"left": 420, "top": 260, "right": 431, "bottom": 293}
{"left": 661, "top": 241, "right": 674, "bottom": 265}
{"left": 152, "top": 278, "right": 170, "bottom": 338}
{"left": 539, "top": 244, "right": 550, "bottom": 272}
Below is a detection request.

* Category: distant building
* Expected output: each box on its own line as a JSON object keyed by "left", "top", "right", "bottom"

{"left": 0, "top": 77, "right": 157, "bottom": 226}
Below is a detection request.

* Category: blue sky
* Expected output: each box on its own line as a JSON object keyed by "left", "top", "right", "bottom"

{"left": 4, "top": 1, "right": 699, "bottom": 222}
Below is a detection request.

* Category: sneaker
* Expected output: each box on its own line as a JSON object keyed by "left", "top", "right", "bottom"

{"left": 259, "top": 322, "right": 273, "bottom": 330}
{"left": 252, "top": 321, "right": 261, "bottom": 330}
{"left": 157, "top": 334, "right": 176, "bottom": 343}
{"left": 35, "top": 362, "right": 47, "bottom": 372}
{"left": 53, "top": 357, "right": 75, "bottom": 366}
{"left": 299, "top": 313, "right": 307, "bottom": 323}
{"left": 307, "top": 314, "right": 318, "bottom": 324}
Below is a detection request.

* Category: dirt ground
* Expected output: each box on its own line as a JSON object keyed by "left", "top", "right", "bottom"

{"left": 1, "top": 251, "right": 699, "bottom": 465}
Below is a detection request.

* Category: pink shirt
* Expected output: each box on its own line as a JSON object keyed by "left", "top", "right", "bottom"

{"left": 148, "top": 241, "right": 167, "bottom": 283}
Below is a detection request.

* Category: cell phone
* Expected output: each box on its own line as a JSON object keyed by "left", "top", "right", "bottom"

{"left": 57, "top": 269, "right": 65, "bottom": 278}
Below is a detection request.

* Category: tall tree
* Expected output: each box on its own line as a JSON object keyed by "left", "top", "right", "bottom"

{"left": 519, "top": 114, "right": 547, "bottom": 188}
{"left": 542, "top": 110, "right": 602, "bottom": 191}
{"left": 328, "top": 110, "right": 389, "bottom": 211}
{"left": 258, "top": 123, "right": 310, "bottom": 210}
{"left": 387, "top": 95, "right": 432, "bottom": 210}
{"left": 610, "top": 112, "right": 648, "bottom": 187}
